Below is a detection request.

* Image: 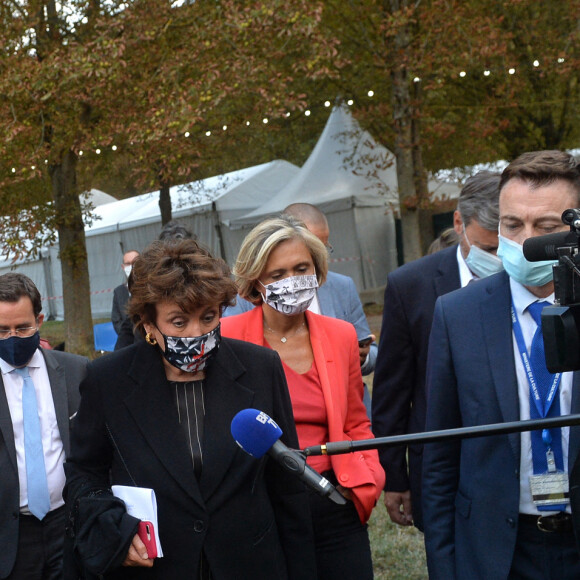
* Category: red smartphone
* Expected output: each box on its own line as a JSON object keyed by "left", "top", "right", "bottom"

{"left": 138, "top": 520, "right": 158, "bottom": 559}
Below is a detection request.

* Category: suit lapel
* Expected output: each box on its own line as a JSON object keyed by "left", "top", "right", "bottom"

{"left": 480, "top": 273, "right": 520, "bottom": 460}
{"left": 199, "top": 340, "right": 255, "bottom": 499}
{"left": 237, "top": 306, "right": 268, "bottom": 346}
{"left": 125, "top": 345, "right": 204, "bottom": 507}
{"left": 0, "top": 376, "right": 17, "bottom": 473}
{"left": 43, "top": 350, "right": 72, "bottom": 456}
{"left": 434, "top": 247, "right": 461, "bottom": 298}
{"left": 317, "top": 282, "right": 336, "bottom": 318}
{"left": 306, "top": 313, "right": 339, "bottom": 436}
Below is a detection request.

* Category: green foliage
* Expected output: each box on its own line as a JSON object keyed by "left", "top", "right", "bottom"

{"left": 320, "top": 0, "right": 580, "bottom": 172}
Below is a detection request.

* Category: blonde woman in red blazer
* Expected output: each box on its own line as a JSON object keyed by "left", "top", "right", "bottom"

{"left": 221, "top": 215, "right": 385, "bottom": 580}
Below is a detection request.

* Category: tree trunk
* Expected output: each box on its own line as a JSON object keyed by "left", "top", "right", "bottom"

{"left": 391, "top": 64, "right": 422, "bottom": 262}
{"left": 389, "top": 0, "right": 429, "bottom": 263}
{"left": 412, "top": 82, "right": 434, "bottom": 255}
{"left": 50, "top": 149, "right": 94, "bottom": 356}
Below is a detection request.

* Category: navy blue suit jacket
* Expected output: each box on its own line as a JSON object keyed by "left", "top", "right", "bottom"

{"left": 371, "top": 245, "right": 460, "bottom": 530}
{"left": 422, "top": 271, "right": 580, "bottom": 579}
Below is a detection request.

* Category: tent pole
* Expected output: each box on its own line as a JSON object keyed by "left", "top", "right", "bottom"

{"left": 351, "top": 199, "right": 369, "bottom": 290}
{"left": 213, "top": 202, "right": 227, "bottom": 260}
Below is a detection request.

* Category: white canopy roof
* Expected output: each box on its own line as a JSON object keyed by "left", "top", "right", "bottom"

{"left": 85, "top": 160, "right": 299, "bottom": 236}
{"left": 232, "top": 105, "right": 399, "bottom": 226}
{"left": 232, "top": 104, "right": 462, "bottom": 227}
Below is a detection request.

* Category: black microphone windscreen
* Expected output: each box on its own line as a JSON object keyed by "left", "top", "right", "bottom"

{"left": 522, "top": 231, "right": 575, "bottom": 262}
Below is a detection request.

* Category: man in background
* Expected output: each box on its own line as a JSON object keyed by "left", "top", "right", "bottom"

{"left": 111, "top": 250, "right": 139, "bottom": 335}
{"left": 372, "top": 171, "right": 502, "bottom": 530}
{"left": 0, "top": 273, "right": 87, "bottom": 579}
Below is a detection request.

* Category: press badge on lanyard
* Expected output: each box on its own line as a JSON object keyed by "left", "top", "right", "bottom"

{"left": 511, "top": 305, "right": 569, "bottom": 508}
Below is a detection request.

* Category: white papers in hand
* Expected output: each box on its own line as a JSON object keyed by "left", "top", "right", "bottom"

{"left": 111, "top": 485, "right": 164, "bottom": 557}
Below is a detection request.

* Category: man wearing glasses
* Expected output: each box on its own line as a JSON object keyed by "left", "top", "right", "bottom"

{"left": 0, "top": 273, "right": 87, "bottom": 580}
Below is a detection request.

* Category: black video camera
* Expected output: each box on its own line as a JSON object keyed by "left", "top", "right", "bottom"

{"left": 523, "top": 209, "right": 580, "bottom": 372}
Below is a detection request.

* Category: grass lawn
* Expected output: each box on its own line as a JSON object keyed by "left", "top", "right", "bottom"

{"left": 40, "top": 319, "right": 66, "bottom": 348}
{"left": 369, "top": 497, "right": 428, "bottom": 579}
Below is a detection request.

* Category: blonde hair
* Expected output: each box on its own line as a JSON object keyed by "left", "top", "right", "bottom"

{"left": 234, "top": 215, "right": 328, "bottom": 304}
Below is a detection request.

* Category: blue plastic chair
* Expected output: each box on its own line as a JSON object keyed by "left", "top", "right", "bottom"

{"left": 93, "top": 321, "right": 118, "bottom": 352}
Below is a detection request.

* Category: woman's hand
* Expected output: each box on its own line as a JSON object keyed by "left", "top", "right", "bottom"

{"left": 122, "top": 534, "right": 155, "bottom": 567}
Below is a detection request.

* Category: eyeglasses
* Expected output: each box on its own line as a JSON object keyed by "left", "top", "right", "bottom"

{"left": 0, "top": 327, "right": 38, "bottom": 340}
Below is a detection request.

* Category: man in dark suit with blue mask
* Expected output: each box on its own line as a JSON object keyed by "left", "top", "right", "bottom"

{"left": 423, "top": 150, "right": 580, "bottom": 579}
{"left": 372, "top": 171, "right": 502, "bottom": 531}
{"left": 0, "top": 273, "right": 87, "bottom": 580}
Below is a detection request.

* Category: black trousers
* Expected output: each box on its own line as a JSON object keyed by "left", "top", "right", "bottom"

{"left": 308, "top": 472, "right": 374, "bottom": 580}
{"left": 7, "top": 506, "right": 66, "bottom": 580}
{"left": 509, "top": 515, "right": 580, "bottom": 580}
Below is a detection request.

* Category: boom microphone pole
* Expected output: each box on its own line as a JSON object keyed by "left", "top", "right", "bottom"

{"left": 303, "top": 414, "right": 580, "bottom": 456}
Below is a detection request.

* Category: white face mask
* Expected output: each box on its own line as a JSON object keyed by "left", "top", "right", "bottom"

{"left": 260, "top": 274, "right": 319, "bottom": 315}
{"left": 123, "top": 265, "right": 132, "bottom": 279}
{"left": 463, "top": 226, "right": 504, "bottom": 278}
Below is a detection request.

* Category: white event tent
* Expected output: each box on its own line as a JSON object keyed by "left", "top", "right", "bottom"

{"left": 0, "top": 161, "right": 299, "bottom": 319}
{"left": 229, "top": 104, "right": 461, "bottom": 292}
{"left": 0, "top": 105, "right": 462, "bottom": 320}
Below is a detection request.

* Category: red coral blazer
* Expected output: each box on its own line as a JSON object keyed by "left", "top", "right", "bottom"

{"left": 221, "top": 307, "right": 385, "bottom": 523}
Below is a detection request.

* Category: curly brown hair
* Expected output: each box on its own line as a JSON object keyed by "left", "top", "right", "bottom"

{"left": 127, "top": 239, "right": 237, "bottom": 336}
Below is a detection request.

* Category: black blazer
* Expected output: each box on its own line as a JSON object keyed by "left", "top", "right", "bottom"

{"left": 371, "top": 245, "right": 460, "bottom": 530}
{"left": 65, "top": 337, "right": 316, "bottom": 579}
{"left": 111, "top": 284, "right": 130, "bottom": 335}
{"left": 0, "top": 348, "right": 88, "bottom": 579}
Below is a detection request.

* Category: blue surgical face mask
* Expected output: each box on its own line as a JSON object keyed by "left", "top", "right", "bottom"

{"left": 0, "top": 332, "right": 40, "bottom": 367}
{"left": 463, "top": 227, "right": 504, "bottom": 279}
{"left": 497, "top": 234, "right": 556, "bottom": 287}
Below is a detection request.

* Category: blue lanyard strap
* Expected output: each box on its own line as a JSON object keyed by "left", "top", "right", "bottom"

{"left": 511, "top": 303, "right": 561, "bottom": 420}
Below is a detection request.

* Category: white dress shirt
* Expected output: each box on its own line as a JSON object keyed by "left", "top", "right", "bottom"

{"left": 0, "top": 349, "right": 66, "bottom": 514}
{"left": 456, "top": 245, "right": 477, "bottom": 287}
{"left": 510, "top": 278, "right": 572, "bottom": 515}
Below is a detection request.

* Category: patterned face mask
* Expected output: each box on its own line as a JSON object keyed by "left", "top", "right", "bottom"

{"left": 260, "top": 274, "right": 319, "bottom": 316}
{"left": 158, "top": 323, "right": 221, "bottom": 373}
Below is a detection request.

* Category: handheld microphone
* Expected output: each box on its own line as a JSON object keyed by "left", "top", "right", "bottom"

{"left": 231, "top": 408, "right": 346, "bottom": 505}
{"left": 522, "top": 231, "right": 578, "bottom": 262}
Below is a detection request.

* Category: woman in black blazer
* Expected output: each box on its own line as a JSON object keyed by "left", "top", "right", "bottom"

{"left": 64, "top": 239, "right": 316, "bottom": 579}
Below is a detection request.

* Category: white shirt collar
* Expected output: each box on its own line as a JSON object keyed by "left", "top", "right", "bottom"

{"left": 509, "top": 277, "right": 555, "bottom": 318}
{"left": 0, "top": 348, "right": 43, "bottom": 376}
{"left": 456, "top": 244, "right": 477, "bottom": 287}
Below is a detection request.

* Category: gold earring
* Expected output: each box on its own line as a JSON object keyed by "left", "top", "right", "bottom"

{"left": 145, "top": 332, "right": 157, "bottom": 346}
